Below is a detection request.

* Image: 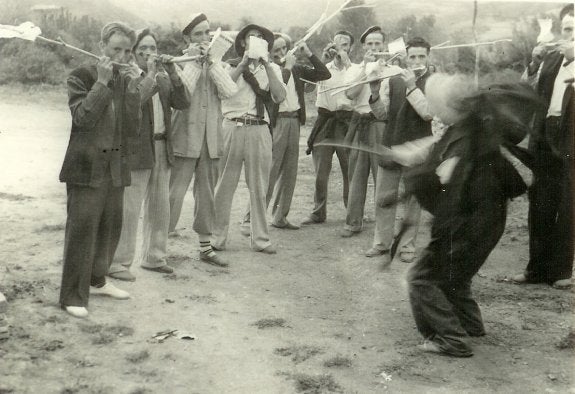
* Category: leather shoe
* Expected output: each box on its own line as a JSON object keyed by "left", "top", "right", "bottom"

{"left": 240, "top": 224, "right": 250, "bottom": 237}
{"left": 399, "top": 251, "right": 415, "bottom": 263}
{"left": 65, "top": 306, "right": 88, "bottom": 318}
{"left": 90, "top": 283, "right": 130, "bottom": 300}
{"left": 552, "top": 278, "right": 572, "bottom": 289}
{"left": 108, "top": 270, "right": 136, "bottom": 282}
{"left": 271, "top": 221, "right": 300, "bottom": 230}
{"left": 199, "top": 251, "right": 229, "bottom": 267}
{"left": 365, "top": 247, "right": 385, "bottom": 257}
{"left": 142, "top": 265, "right": 174, "bottom": 274}
{"left": 511, "top": 273, "right": 528, "bottom": 283}
{"left": 300, "top": 217, "right": 321, "bottom": 226}
{"left": 340, "top": 228, "right": 359, "bottom": 238}
{"left": 257, "top": 245, "right": 277, "bottom": 254}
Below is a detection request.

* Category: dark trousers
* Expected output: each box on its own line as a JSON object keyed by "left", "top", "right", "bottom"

{"left": 408, "top": 178, "right": 507, "bottom": 357}
{"left": 59, "top": 180, "right": 124, "bottom": 307}
{"left": 526, "top": 156, "right": 574, "bottom": 283}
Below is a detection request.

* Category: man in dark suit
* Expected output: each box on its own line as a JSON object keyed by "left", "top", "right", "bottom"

{"left": 241, "top": 33, "right": 331, "bottom": 231}
{"left": 514, "top": 4, "right": 574, "bottom": 288}
{"left": 59, "top": 22, "right": 141, "bottom": 318}
{"left": 108, "top": 28, "right": 190, "bottom": 282}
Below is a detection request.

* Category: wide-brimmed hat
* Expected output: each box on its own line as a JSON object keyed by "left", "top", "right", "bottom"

{"left": 234, "top": 24, "right": 274, "bottom": 56}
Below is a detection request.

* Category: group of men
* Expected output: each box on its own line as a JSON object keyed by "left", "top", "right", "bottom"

{"left": 56, "top": 5, "right": 573, "bottom": 359}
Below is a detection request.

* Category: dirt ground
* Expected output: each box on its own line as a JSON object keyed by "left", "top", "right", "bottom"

{"left": 0, "top": 85, "right": 573, "bottom": 394}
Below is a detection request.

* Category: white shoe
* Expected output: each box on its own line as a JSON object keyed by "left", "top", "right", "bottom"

{"left": 65, "top": 306, "right": 88, "bottom": 318}
{"left": 90, "top": 283, "right": 130, "bottom": 300}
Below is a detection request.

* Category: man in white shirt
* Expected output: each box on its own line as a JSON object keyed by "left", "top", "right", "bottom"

{"left": 212, "top": 24, "right": 286, "bottom": 255}
{"left": 513, "top": 4, "right": 574, "bottom": 289}
{"left": 301, "top": 31, "right": 355, "bottom": 225}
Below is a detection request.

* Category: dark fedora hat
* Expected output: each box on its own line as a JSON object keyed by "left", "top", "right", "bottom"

{"left": 234, "top": 24, "right": 274, "bottom": 56}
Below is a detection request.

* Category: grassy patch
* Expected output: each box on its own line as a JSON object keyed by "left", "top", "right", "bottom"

{"left": 126, "top": 350, "right": 150, "bottom": 364}
{"left": 323, "top": 355, "right": 352, "bottom": 368}
{"left": 288, "top": 373, "right": 342, "bottom": 394}
{"left": 274, "top": 345, "right": 322, "bottom": 363}
{"left": 79, "top": 323, "right": 134, "bottom": 345}
{"left": 556, "top": 329, "right": 575, "bottom": 350}
{"left": 35, "top": 223, "right": 65, "bottom": 233}
{"left": 0, "top": 192, "right": 33, "bottom": 201}
{"left": 253, "top": 318, "right": 289, "bottom": 329}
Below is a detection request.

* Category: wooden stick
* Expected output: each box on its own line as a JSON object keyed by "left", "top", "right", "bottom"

{"left": 431, "top": 39, "right": 512, "bottom": 50}
{"left": 299, "top": 78, "right": 319, "bottom": 86}
{"left": 36, "top": 36, "right": 100, "bottom": 60}
{"left": 167, "top": 55, "right": 203, "bottom": 64}
{"left": 431, "top": 40, "right": 450, "bottom": 49}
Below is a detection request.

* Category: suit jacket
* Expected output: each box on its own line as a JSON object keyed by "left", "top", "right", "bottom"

{"left": 130, "top": 72, "right": 190, "bottom": 169}
{"left": 59, "top": 65, "right": 144, "bottom": 187}
{"left": 268, "top": 55, "right": 331, "bottom": 128}
{"left": 171, "top": 62, "right": 238, "bottom": 159}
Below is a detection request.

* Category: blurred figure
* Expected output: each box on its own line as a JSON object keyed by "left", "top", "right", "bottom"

{"left": 242, "top": 33, "right": 330, "bottom": 231}
{"left": 395, "top": 74, "right": 541, "bottom": 357}
{"left": 168, "top": 13, "right": 237, "bottom": 267}
{"left": 301, "top": 30, "right": 355, "bottom": 226}
{"left": 59, "top": 22, "right": 140, "bottom": 318}
{"left": 108, "top": 28, "right": 190, "bottom": 281}
{"left": 513, "top": 4, "right": 574, "bottom": 289}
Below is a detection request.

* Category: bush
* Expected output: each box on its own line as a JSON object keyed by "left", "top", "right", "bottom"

{"left": 0, "top": 40, "right": 67, "bottom": 85}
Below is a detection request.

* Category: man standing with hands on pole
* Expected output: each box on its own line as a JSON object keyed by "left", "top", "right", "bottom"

{"left": 169, "top": 13, "right": 238, "bottom": 268}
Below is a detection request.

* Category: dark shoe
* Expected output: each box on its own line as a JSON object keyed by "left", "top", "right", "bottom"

{"left": 240, "top": 224, "right": 250, "bottom": 237}
{"left": 108, "top": 270, "right": 136, "bottom": 282}
{"left": 365, "top": 247, "right": 385, "bottom": 257}
{"left": 257, "top": 245, "right": 277, "bottom": 254}
{"left": 340, "top": 228, "right": 359, "bottom": 238}
{"left": 142, "top": 265, "right": 174, "bottom": 274}
{"left": 271, "top": 221, "right": 300, "bottom": 230}
{"left": 380, "top": 253, "right": 392, "bottom": 269}
{"left": 199, "top": 251, "right": 229, "bottom": 267}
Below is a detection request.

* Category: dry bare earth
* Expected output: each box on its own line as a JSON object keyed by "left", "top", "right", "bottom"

{"left": 0, "top": 85, "right": 573, "bottom": 393}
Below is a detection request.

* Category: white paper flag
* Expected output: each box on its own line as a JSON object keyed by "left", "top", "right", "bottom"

{"left": 537, "top": 19, "right": 554, "bottom": 44}
{"left": 248, "top": 36, "right": 269, "bottom": 60}
{"left": 208, "top": 28, "right": 234, "bottom": 61}
{"left": 0, "top": 22, "right": 42, "bottom": 41}
{"left": 387, "top": 37, "right": 406, "bottom": 56}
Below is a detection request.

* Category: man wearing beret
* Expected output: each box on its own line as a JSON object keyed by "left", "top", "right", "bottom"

{"left": 339, "top": 26, "right": 388, "bottom": 239}
{"left": 242, "top": 33, "right": 331, "bottom": 231}
{"left": 368, "top": 36, "right": 434, "bottom": 268}
{"left": 301, "top": 31, "right": 355, "bottom": 226}
{"left": 168, "top": 13, "right": 238, "bottom": 267}
{"left": 212, "top": 24, "right": 286, "bottom": 254}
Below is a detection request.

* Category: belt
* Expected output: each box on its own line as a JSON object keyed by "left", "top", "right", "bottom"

{"left": 278, "top": 111, "right": 299, "bottom": 118}
{"left": 153, "top": 133, "right": 167, "bottom": 141}
{"left": 229, "top": 117, "right": 268, "bottom": 126}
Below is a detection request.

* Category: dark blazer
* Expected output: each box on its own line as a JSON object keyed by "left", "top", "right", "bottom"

{"left": 130, "top": 72, "right": 190, "bottom": 170}
{"left": 60, "top": 65, "right": 146, "bottom": 187}
{"left": 268, "top": 55, "right": 331, "bottom": 128}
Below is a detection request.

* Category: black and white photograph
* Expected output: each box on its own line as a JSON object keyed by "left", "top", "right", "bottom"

{"left": 0, "top": 0, "right": 573, "bottom": 392}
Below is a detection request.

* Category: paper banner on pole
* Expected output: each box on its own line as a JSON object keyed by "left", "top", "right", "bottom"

{"left": 0, "top": 22, "right": 41, "bottom": 41}
{"left": 387, "top": 37, "right": 406, "bottom": 56}
{"left": 536, "top": 19, "right": 554, "bottom": 43}
{"left": 208, "top": 28, "right": 234, "bottom": 61}
{"left": 248, "top": 36, "right": 269, "bottom": 60}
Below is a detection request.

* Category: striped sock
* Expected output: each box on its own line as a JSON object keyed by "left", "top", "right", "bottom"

{"left": 199, "top": 241, "right": 216, "bottom": 257}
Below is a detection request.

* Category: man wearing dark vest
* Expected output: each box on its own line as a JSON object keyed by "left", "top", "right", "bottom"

{"left": 301, "top": 31, "right": 355, "bottom": 226}
{"left": 59, "top": 22, "right": 141, "bottom": 318}
{"left": 513, "top": 4, "right": 574, "bottom": 289}
{"left": 241, "top": 33, "right": 330, "bottom": 231}
{"left": 368, "top": 37, "right": 433, "bottom": 267}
